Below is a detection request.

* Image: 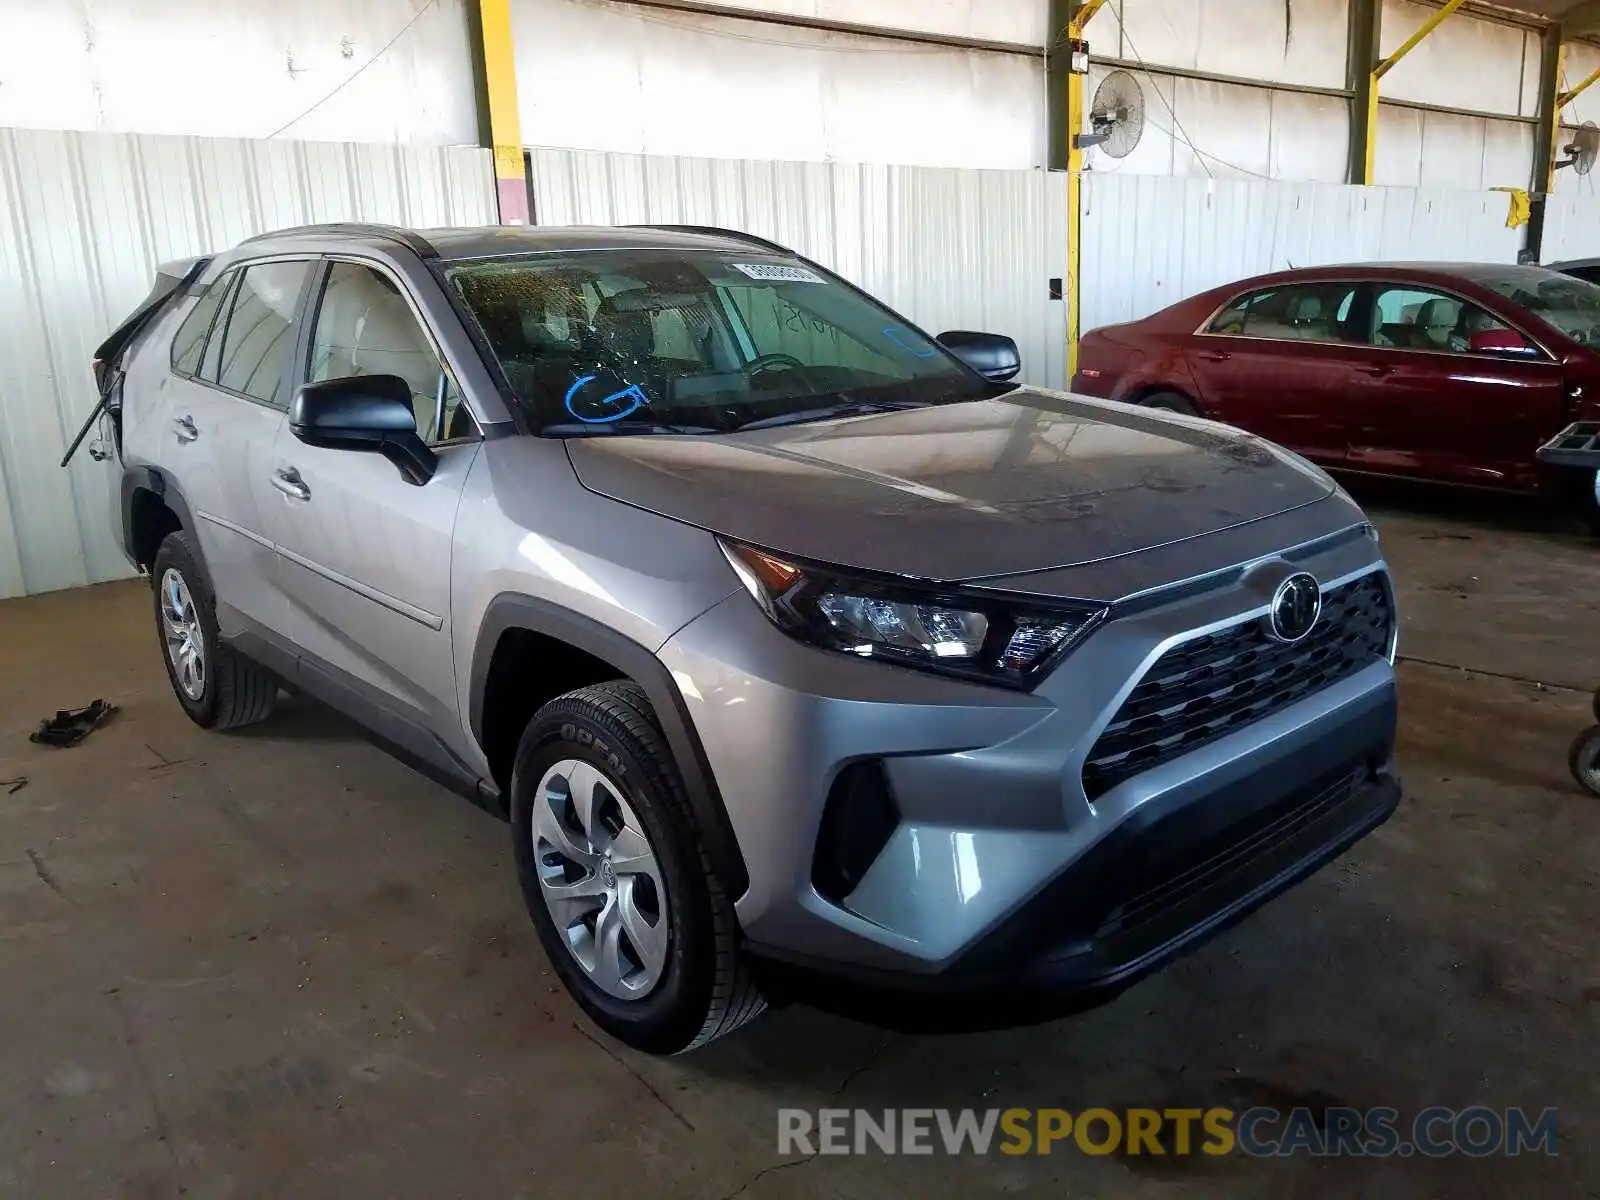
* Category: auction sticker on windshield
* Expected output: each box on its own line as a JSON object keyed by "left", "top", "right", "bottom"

{"left": 731, "top": 263, "right": 825, "bottom": 284}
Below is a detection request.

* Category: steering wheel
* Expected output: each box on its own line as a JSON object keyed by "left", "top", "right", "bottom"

{"left": 745, "top": 353, "right": 809, "bottom": 386}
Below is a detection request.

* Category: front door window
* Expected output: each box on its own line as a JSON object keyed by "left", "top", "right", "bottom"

{"left": 1365, "top": 285, "right": 1528, "bottom": 356}
{"left": 307, "top": 262, "right": 473, "bottom": 444}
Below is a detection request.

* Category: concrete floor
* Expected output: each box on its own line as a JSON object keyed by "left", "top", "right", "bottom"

{"left": 2, "top": 488, "right": 1599, "bottom": 1199}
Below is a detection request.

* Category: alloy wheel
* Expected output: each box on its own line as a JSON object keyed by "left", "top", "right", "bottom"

{"left": 159, "top": 568, "right": 206, "bottom": 701}
{"left": 531, "top": 758, "right": 671, "bottom": 1000}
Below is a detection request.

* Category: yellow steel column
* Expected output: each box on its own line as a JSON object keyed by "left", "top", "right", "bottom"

{"left": 1542, "top": 42, "right": 1571, "bottom": 198}
{"left": 1065, "top": 0, "right": 1107, "bottom": 381}
{"left": 1360, "top": 75, "right": 1381, "bottom": 185}
{"left": 1355, "top": 0, "right": 1468, "bottom": 185}
{"left": 1349, "top": 0, "right": 1381, "bottom": 185}
{"left": 477, "top": 0, "right": 529, "bottom": 225}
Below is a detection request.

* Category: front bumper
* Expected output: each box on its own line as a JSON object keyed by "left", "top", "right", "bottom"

{"left": 751, "top": 738, "right": 1398, "bottom": 1030}
{"left": 656, "top": 517, "right": 1399, "bottom": 1016}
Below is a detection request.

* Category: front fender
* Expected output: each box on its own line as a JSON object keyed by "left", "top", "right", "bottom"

{"left": 1109, "top": 336, "right": 1206, "bottom": 410}
{"left": 468, "top": 594, "right": 750, "bottom": 901}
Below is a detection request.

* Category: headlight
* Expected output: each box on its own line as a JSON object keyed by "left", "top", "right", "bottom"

{"left": 719, "top": 540, "right": 1107, "bottom": 688}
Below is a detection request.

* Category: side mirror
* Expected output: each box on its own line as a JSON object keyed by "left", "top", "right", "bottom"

{"left": 938, "top": 331, "right": 1021, "bottom": 382}
{"left": 290, "top": 375, "right": 436, "bottom": 486}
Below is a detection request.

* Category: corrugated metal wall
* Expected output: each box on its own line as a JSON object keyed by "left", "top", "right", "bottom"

{"left": 1540, "top": 195, "right": 1600, "bottom": 264}
{"left": 0, "top": 127, "right": 495, "bottom": 599}
{"left": 1083, "top": 0, "right": 1542, "bottom": 190}
{"left": 512, "top": 0, "right": 1047, "bottom": 170}
{"left": 1079, "top": 174, "right": 1525, "bottom": 335}
{"left": 0, "top": 0, "right": 480, "bottom": 146}
{"left": 529, "top": 147, "right": 1071, "bottom": 392}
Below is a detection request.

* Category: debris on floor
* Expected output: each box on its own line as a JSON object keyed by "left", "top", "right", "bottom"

{"left": 29, "top": 699, "right": 118, "bottom": 748}
{"left": 1, "top": 777, "right": 26, "bottom": 795}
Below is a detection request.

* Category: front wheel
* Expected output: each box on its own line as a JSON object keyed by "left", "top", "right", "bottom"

{"left": 1573, "top": 727, "right": 1600, "bottom": 798}
{"left": 510, "top": 680, "right": 765, "bottom": 1054}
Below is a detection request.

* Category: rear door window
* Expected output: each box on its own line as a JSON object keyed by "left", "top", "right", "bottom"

{"left": 214, "top": 260, "right": 314, "bottom": 406}
{"left": 170, "top": 271, "right": 235, "bottom": 377}
{"left": 1207, "top": 282, "right": 1362, "bottom": 343}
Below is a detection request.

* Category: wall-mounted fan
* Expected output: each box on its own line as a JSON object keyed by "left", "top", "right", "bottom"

{"left": 1557, "top": 121, "right": 1599, "bottom": 175}
{"left": 1076, "top": 69, "right": 1145, "bottom": 159}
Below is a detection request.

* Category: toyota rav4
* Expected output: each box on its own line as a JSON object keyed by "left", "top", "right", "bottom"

{"left": 83, "top": 222, "right": 1401, "bottom": 1054}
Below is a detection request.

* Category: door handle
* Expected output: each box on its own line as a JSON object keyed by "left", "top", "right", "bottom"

{"left": 1359, "top": 364, "right": 1394, "bottom": 377}
{"left": 271, "top": 467, "right": 311, "bottom": 502}
{"left": 171, "top": 415, "right": 198, "bottom": 442}
{"left": 1197, "top": 350, "right": 1231, "bottom": 362}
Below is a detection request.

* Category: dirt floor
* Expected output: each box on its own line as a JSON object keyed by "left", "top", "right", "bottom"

{"left": 2, "top": 484, "right": 1599, "bottom": 1199}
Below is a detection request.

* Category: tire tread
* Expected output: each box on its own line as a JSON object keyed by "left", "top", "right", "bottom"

{"left": 538, "top": 680, "right": 765, "bottom": 1052}
{"left": 153, "top": 532, "right": 277, "bottom": 731}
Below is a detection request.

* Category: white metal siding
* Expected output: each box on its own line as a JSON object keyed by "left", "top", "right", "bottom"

{"left": 1378, "top": 0, "right": 1537, "bottom": 119}
{"left": 0, "top": 0, "right": 479, "bottom": 145}
{"left": 1078, "top": 1, "right": 1353, "bottom": 185}
{"left": 512, "top": 0, "right": 1047, "bottom": 169}
{"left": 636, "top": 0, "right": 1046, "bottom": 44}
{"left": 1083, "top": 62, "right": 1354, "bottom": 183}
{"left": 1541, "top": 196, "right": 1600, "bottom": 263}
{"left": 0, "top": 127, "right": 495, "bottom": 599}
{"left": 1079, "top": 174, "right": 1524, "bottom": 335}
{"left": 1081, "top": 0, "right": 1539, "bottom": 190}
{"left": 1096, "top": 0, "right": 1348, "bottom": 91}
{"left": 529, "top": 147, "right": 1070, "bottom": 390}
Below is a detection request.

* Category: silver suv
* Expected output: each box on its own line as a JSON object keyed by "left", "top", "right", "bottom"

{"left": 86, "top": 223, "right": 1401, "bottom": 1054}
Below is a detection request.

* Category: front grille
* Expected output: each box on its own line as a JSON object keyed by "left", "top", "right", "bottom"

{"left": 1082, "top": 573, "right": 1393, "bottom": 800}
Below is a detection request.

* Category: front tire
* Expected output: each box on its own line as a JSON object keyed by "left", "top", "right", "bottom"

{"left": 150, "top": 532, "right": 278, "bottom": 730}
{"left": 1571, "top": 727, "right": 1600, "bottom": 798}
{"left": 510, "top": 681, "right": 765, "bottom": 1054}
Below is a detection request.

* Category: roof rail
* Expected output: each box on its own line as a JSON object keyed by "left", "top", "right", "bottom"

{"left": 240, "top": 222, "right": 439, "bottom": 259}
{"left": 628, "top": 224, "right": 795, "bottom": 256}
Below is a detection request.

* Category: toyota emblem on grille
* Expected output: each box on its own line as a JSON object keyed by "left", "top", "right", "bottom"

{"left": 1267, "top": 572, "right": 1322, "bottom": 643}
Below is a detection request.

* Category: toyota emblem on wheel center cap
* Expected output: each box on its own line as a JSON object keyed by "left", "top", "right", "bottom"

{"left": 1268, "top": 572, "right": 1322, "bottom": 643}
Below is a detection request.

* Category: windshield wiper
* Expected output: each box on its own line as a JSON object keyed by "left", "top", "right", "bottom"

{"left": 542, "top": 419, "right": 723, "bottom": 437}
{"left": 734, "top": 399, "right": 932, "bottom": 432}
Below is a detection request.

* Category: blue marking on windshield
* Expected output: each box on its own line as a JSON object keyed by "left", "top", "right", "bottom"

{"left": 564, "top": 375, "right": 648, "bottom": 423}
{"left": 883, "top": 326, "right": 938, "bottom": 357}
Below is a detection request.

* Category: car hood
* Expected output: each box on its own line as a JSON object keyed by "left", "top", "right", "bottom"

{"left": 562, "top": 388, "right": 1337, "bottom": 581}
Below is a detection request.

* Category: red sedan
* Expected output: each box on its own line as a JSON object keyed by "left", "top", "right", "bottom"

{"left": 1072, "top": 262, "right": 1600, "bottom": 530}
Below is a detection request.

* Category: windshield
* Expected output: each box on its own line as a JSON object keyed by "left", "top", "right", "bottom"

{"left": 1459, "top": 265, "right": 1600, "bottom": 346}
{"left": 443, "top": 249, "right": 1001, "bottom": 433}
